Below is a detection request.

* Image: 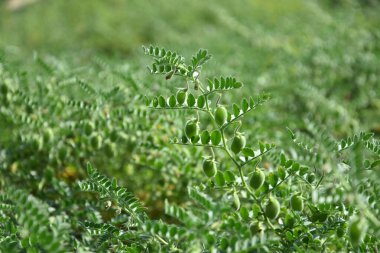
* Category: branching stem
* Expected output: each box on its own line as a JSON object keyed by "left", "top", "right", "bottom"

{"left": 198, "top": 83, "right": 275, "bottom": 230}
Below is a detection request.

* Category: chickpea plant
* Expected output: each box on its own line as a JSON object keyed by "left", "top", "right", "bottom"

{"left": 0, "top": 46, "right": 379, "bottom": 252}
{"left": 142, "top": 45, "right": 379, "bottom": 252}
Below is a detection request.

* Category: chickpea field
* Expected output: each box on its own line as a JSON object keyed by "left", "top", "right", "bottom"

{"left": 0, "top": 0, "right": 379, "bottom": 252}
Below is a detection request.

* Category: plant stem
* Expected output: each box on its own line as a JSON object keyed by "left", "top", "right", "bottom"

{"left": 200, "top": 87, "right": 275, "bottom": 230}
{"left": 237, "top": 165, "right": 275, "bottom": 229}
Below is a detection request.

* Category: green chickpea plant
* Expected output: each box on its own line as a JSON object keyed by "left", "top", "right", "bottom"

{"left": 141, "top": 46, "right": 379, "bottom": 252}
{"left": 0, "top": 45, "right": 379, "bottom": 252}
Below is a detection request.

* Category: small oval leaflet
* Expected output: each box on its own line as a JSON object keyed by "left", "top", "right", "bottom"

{"left": 214, "top": 171, "right": 225, "bottom": 187}
{"left": 242, "top": 98, "right": 249, "bottom": 112}
{"left": 223, "top": 170, "right": 235, "bottom": 183}
{"left": 187, "top": 93, "right": 196, "bottom": 107}
{"left": 278, "top": 167, "right": 286, "bottom": 180}
{"left": 233, "top": 104, "right": 240, "bottom": 117}
{"left": 242, "top": 147, "right": 255, "bottom": 157}
{"left": 268, "top": 172, "right": 278, "bottom": 187}
{"left": 168, "top": 95, "right": 176, "bottom": 107}
{"left": 197, "top": 95, "right": 205, "bottom": 108}
{"left": 201, "top": 130, "right": 210, "bottom": 144}
{"left": 152, "top": 97, "right": 158, "bottom": 108}
{"left": 210, "top": 130, "right": 222, "bottom": 145}
{"left": 158, "top": 96, "right": 166, "bottom": 107}
{"left": 240, "top": 206, "right": 250, "bottom": 220}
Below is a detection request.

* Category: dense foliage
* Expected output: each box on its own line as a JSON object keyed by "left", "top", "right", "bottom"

{"left": 0, "top": 0, "right": 379, "bottom": 252}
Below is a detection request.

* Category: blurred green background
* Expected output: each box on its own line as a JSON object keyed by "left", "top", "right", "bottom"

{"left": 0, "top": 0, "right": 380, "bottom": 114}
{"left": 1, "top": 0, "right": 380, "bottom": 166}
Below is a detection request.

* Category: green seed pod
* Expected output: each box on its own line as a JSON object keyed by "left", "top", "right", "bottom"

{"left": 176, "top": 90, "right": 187, "bottom": 105}
{"left": 84, "top": 122, "right": 95, "bottom": 136}
{"left": 348, "top": 217, "right": 368, "bottom": 245}
{"left": 290, "top": 195, "right": 304, "bottom": 211}
{"left": 249, "top": 169, "right": 265, "bottom": 190}
{"left": 90, "top": 134, "right": 103, "bottom": 149}
{"left": 215, "top": 106, "right": 227, "bottom": 126}
{"left": 185, "top": 120, "right": 199, "bottom": 139}
{"left": 265, "top": 197, "right": 280, "bottom": 220}
{"left": 231, "top": 133, "right": 246, "bottom": 154}
{"left": 203, "top": 159, "right": 217, "bottom": 178}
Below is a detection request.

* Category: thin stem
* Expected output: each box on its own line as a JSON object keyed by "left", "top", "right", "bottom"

{"left": 220, "top": 102, "right": 264, "bottom": 131}
{"left": 264, "top": 174, "right": 292, "bottom": 198}
{"left": 234, "top": 121, "right": 242, "bottom": 134}
{"left": 211, "top": 185, "right": 244, "bottom": 191}
{"left": 171, "top": 142, "right": 224, "bottom": 149}
{"left": 216, "top": 94, "right": 222, "bottom": 106}
{"left": 196, "top": 79, "right": 206, "bottom": 92}
{"left": 149, "top": 106, "right": 208, "bottom": 113}
{"left": 210, "top": 147, "right": 215, "bottom": 158}
{"left": 155, "top": 235, "right": 169, "bottom": 245}
{"left": 294, "top": 174, "right": 313, "bottom": 188}
{"left": 240, "top": 148, "right": 274, "bottom": 168}
{"left": 199, "top": 85, "right": 275, "bottom": 230}
{"left": 237, "top": 166, "right": 275, "bottom": 229}
{"left": 202, "top": 88, "right": 237, "bottom": 97}
{"left": 220, "top": 129, "right": 240, "bottom": 168}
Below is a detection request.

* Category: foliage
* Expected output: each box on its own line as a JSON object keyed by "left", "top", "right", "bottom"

{"left": 0, "top": 1, "right": 380, "bottom": 252}
{"left": 140, "top": 46, "right": 380, "bottom": 252}
{"left": 1, "top": 41, "right": 379, "bottom": 251}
